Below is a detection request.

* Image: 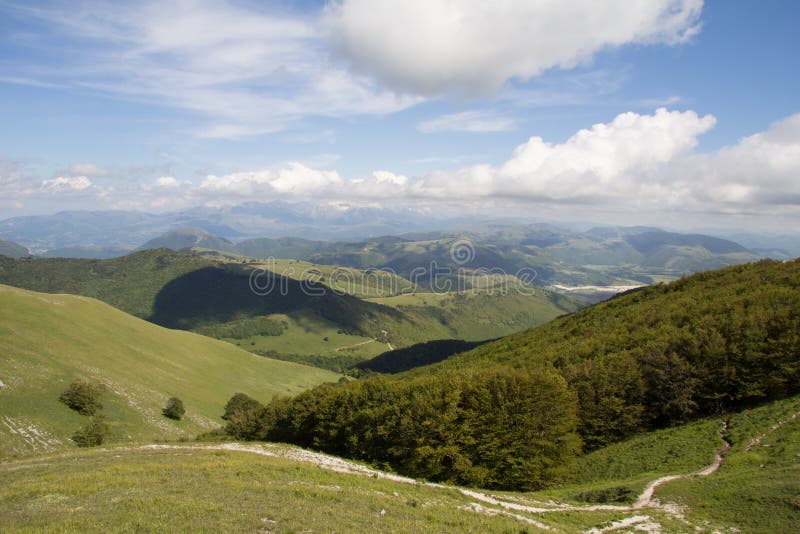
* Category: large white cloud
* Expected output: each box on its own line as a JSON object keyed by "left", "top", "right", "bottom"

{"left": 325, "top": 0, "right": 703, "bottom": 95}
{"left": 407, "top": 108, "right": 715, "bottom": 202}
{"left": 676, "top": 113, "right": 800, "bottom": 207}
{"left": 200, "top": 163, "right": 343, "bottom": 196}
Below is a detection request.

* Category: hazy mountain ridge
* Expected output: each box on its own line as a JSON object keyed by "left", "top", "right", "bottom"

{"left": 0, "top": 202, "right": 454, "bottom": 253}
{"left": 137, "top": 227, "right": 235, "bottom": 252}
{"left": 0, "top": 238, "right": 29, "bottom": 258}
{"left": 138, "top": 223, "right": 765, "bottom": 288}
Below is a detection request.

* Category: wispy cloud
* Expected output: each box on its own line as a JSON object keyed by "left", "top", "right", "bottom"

{"left": 418, "top": 110, "right": 517, "bottom": 133}
{"left": 636, "top": 95, "right": 683, "bottom": 108}
{"left": 2, "top": 0, "right": 704, "bottom": 138}
{"left": 0, "top": 76, "right": 67, "bottom": 89}
{"left": 3, "top": 1, "right": 420, "bottom": 138}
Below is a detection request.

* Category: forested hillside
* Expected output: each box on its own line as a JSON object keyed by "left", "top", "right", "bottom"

{"left": 224, "top": 259, "right": 800, "bottom": 490}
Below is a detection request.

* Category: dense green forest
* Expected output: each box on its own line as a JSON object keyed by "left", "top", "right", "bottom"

{"left": 225, "top": 259, "right": 800, "bottom": 490}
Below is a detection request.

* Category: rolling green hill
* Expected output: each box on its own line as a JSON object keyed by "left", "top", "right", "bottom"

{"left": 0, "top": 284, "right": 338, "bottom": 458}
{"left": 0, "top": 249, "right": 580, "bottom": 369}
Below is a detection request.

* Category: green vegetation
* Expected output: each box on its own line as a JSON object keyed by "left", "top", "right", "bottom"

{"left": 422, "top": 259, "right": 800, "bottom": 447}
{"left": 137, "top": 227, "right": 234, "bottom": 252}
{"left": 173, "top": 224, "right": 762, "bottom": 287}
{"left": 222, "top": 392, "right": 261, "bottom": 421}
{"left": 194, "top": 314, "right": 287, "bottom": 339}
{"left": 0, "top": 249, "right": 215, "bottom": 318}
{"left": 162, "top": 397, "right": 185, "bottom": 420}
{"left": 2, "top": 392, "right": 797, "bottom": 532}
{"left": 0, "top": 447, "right": 556, "bottom": 532}
{"left": 0, "top": 249, "right": 580, "bottom": 370}
{"left": 229, "top": 369, "right": 580, "bottom": 490}
{"left": 59, "top": 379, "right": 106, "bottom": 416}
{"left": 0, "top": 284, "right": 338, "bottom": 457}
{"left": 71, "top": 416, "right": 109, "bottom": 448}
{"left": 235, "top": 259, "right": 800, "bottom": 490}
{"left": 569, "top": 418, "right": 723, "bottom": 488}
{"left": 657, "top": 394, "right": 800, "bottom": 533}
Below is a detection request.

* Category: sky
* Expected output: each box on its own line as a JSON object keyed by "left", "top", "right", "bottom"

{"left": 0, "top": 0, "right": 799, "bottom": 232}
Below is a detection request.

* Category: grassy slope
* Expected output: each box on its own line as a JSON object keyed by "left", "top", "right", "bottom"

{"left": 0, "top": 285, "right": 337, "bottom": 457}
{"left": 658, "top": 395, "right": 800, "bottom": 533}
{"left": 2, "top": 396, "right": 797, "bottom": 532}
{"left": 0, "top": 447, "right": 548, "bottom": 533}
{"left": 368, "top": 286, "right": 579, "bottom": 342}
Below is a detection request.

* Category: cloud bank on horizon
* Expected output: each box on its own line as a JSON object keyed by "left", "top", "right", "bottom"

{"left": 1, "top": 0, "right": 798, "bottom": 230}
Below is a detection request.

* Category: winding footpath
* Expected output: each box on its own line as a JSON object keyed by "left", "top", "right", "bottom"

{"left": 131, "top": 419, "right": 734, "bottom": 532}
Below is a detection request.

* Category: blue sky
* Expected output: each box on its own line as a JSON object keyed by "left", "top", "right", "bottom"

{"left": 1, "top": 1, "right": 799, "bottom": 231}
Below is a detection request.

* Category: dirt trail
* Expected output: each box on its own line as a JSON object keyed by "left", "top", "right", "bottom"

{"left": 129, "top": 419, "right": 734, "bottom": 532}
{"left": 634, "top": 420, "right": 730, "bottom": 508}
{"left": 333, "top": 339, "right": 376, "bottom": 352}
{"left": 745, "top": 410, "right": 800, "bottom": 451}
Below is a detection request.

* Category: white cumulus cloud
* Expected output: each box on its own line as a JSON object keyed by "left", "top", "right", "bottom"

{"left": 412, "top": 108, "right": 715, "bottom": 201}
{"left": 200, "top": 163, "right": 343, "bottom": 196}
{"left": 676, "top": 113, "right": 800, "bottom": 207}
{"left": 40, "top": 176, "right": 93, "bottom": 192}
{"left": 325, "top": 0, "right": 703, "bottom": 95}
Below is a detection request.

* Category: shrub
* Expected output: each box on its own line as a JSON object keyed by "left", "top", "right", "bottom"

{"left": 222, "top": 392, "right": 262, "bottom": 421}
{"left": 59, "top": 379, "right": 106, "bottom": 415}
{"left": 72, "top": 416, "right": 109, "bottom": 447}
{"left": 163, "top": 397, "right": 186, "bottom": 420}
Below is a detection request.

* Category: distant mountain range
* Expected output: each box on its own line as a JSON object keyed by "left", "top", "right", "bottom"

{"left": 0, "top": 201, "right": 458, "bottom": 253}
{"left": 138, "top": 223, "right": 764, "bottom": 288}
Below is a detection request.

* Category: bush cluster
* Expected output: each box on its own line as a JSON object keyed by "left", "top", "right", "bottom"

{"left": 72, "top": 416, "right": 109, "bottom": 447}
{"left": 163, "top": 397, "right": 186, "bottom": 420}
{"left": 59, "top": 379, "right": 106, "bottom": 416}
